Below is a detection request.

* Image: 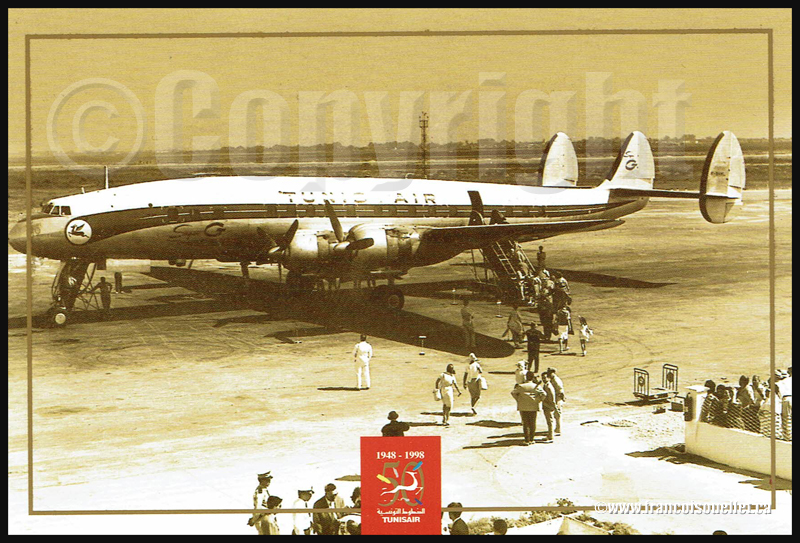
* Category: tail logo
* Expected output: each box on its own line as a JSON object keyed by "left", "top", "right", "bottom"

{"left": 65, "top": 219, "right": 92, "bottom": 245}
{"left": 625, "top": 159, "right": 638, "bottom": 171}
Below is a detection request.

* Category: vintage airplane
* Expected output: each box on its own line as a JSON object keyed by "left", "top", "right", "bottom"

{"left": 8, "top": 130, "right": 745, "bottom": 326}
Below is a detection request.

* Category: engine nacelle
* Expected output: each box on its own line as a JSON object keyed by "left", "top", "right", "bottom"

{"left": 347, "top": 224, "right": 420, "bottom": 270}
{"left": 284, "top": 231, "right": 320, "bottom": 265}
{"left": 282, "top": 225, "right": 422, "bottom": 272}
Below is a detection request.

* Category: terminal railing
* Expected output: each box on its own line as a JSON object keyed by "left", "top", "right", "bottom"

{"left": 699, "top": 393, "right": 792, "bottom": 442}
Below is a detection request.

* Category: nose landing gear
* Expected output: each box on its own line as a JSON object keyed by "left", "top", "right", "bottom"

{"left": 48, "top": 259, "right": 100, "bottom": 327}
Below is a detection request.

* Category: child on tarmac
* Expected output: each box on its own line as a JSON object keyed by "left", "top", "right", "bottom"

{"left": 578, "top": 316, "right": 593, "bottom": 357}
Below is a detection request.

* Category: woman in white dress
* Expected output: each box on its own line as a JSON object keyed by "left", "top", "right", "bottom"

{"left": 437, "top": 364, "right": 462, "bottom": 426}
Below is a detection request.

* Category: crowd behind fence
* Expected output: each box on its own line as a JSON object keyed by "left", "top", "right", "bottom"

{"left": 699, "top": 370, "right": 792, "bottom": 442}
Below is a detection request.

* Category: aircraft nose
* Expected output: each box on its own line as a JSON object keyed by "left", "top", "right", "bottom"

{"left": 8, "top": 220, "right": 27, "bottom": 254}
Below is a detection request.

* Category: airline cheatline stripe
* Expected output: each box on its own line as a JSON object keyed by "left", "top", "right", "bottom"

{"left": 73, "top": 201, "right": 630, "bottom": 244}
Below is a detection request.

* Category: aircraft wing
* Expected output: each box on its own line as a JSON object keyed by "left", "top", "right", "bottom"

{"left": 420, "top": 218, "right": 623, "bottom": 249}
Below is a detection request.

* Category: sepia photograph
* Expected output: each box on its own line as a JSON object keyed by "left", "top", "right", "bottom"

{"left": 8, "top": 8, "right": 792, "bottom": 535}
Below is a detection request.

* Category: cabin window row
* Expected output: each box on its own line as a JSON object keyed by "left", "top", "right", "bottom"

{"left": 153, "top": 204, "right": 572, "bottom": 223}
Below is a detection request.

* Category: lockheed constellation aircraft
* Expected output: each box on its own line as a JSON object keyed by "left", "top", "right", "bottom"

{"left": 8, "top": 131, "right": 745, "bottom": 326}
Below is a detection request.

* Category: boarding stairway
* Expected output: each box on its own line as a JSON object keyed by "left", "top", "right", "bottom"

{"left": 475, "top": 239, "right": 538, "bottom": 306}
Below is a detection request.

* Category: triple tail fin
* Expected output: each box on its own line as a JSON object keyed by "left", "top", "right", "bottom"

{"left": 699, "top": 131, "right": 746, "bottom": 223}
{"left": 604, "top": 131, "right": 655, "bottom": 190}
{"left": 605, "top": 130, "right": 746, "bottom": 224}
{"left": 539, "top": 132, "right": 578, "bottom": 187}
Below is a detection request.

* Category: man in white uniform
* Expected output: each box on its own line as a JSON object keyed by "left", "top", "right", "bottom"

{"left": 353, "top": 334, "right": 373, "bottom": 390}
{"left": 292, "top": 488, "right": 315, "bottom": 535}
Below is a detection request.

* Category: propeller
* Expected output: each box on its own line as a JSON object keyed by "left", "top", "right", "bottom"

{"left": 323, "top": 200, "right": 374, "bottom": 253}
{"left": 254, "top": 219, "right": 299, "bottom": 262}
{"left": 324, "top": 200, "right": 345, "bottom": 243}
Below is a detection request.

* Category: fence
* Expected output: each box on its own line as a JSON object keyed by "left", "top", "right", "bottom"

{"left": 699, "top": 393, "right": 792, "bottom": 442}
{"left": 685, "top": 386, "right": 792, "bottom": 481}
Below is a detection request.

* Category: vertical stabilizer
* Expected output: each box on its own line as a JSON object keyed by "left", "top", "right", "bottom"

{"left": 605, "top": 131, "right": 655, "bottom": 190}
{"left": 699, "top": 131, "right": 745, "bottom": 223}
{"left": 539, "top": 132, "right": 578, "bottom": 187}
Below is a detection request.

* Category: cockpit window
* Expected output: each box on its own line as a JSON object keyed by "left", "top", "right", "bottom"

{"left": 40, "top": 203, "right": 72, "bottom": 216}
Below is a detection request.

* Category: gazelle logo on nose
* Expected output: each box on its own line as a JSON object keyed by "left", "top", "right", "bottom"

{"left": 65, "top": 219, "right": 92, "bottom": 245}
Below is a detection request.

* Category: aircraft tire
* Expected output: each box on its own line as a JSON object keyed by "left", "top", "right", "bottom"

{"left": 50, "top": 306, "right": 69, "bottom": 328}
{"left": 369, "top": 285, "right": 388, "bottom": 302}
{"left": 370, "top": 285, "right": 404, "bottom": 310}
{"left": 385, "top": 288, "right": 405, "bottom": 310}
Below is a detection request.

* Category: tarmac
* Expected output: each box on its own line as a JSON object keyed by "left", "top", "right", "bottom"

{"left": 7, "top": 189, "right": 793, "bottom": 534}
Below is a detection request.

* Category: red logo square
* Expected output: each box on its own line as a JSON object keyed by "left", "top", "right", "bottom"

{"left": 360, "top": 436, "right": 441, "bottom": 535}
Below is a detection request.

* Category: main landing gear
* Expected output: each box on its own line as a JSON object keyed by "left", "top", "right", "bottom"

{"left": 369, "top": 284, "right": 405, "bottom": 310}
{"left": 284, "top": 270, "right": 405, "bottom": 310}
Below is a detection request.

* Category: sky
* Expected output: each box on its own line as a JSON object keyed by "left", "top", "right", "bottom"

{"left": 7, "top": 9, "right": 793, "bottom": 162}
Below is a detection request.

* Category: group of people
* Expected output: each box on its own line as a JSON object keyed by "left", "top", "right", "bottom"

{"left": 700, "top": 367, "right": 792, "bottom": 440}
{"left": 431, "top": 351, "right": 567, "bottom": 445}
{"left": 521, "top": 313, "right": 593, "bottom": 375}
{"left": 510, "top": 367, "right": 566, "bottom": 444}
{"left": 249, "top": 472, "right": 362, "bottom": 535}
{"left": 535, "top": 270, "right": 577, "bottom": 350}
{"left": 434, "top": 353, "right": 486, "bottom": 425}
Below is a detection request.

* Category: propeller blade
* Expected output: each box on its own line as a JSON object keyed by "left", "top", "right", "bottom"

{"left": 347, "top": 238, "right": 374, "bottom": 251}
{"left": 323, "top": 200, "right": 344, "bottom": 242}
{"left": 265, "top": 220, "right": 299, "bottom": 257}
{"left": 282, "top": 219, "right": 299, "bottom": 247}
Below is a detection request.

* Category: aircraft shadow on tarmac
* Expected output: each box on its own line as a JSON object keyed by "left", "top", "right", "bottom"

{"left": 555, "top": 269, "right": 676, "bottom": 289}
{"left": 448, "top": 264, "right": 676, "bottom": 289}
{"left": 625, "top": 447, "right": 793, "bottom": 491}
{"left": 10, "top": 267, "right": 515, "bottom": 359}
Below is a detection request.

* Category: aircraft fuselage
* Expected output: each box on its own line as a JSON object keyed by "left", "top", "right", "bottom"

{"left": 9, "top": 176, "right": 645, "bottom": 278}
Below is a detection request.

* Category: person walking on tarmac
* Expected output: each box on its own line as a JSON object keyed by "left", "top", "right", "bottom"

{"left": 436, "top": 364, "right": 462, "bottom": 426}
{"left": 547, "top": 367, "right": 565, "bottom": 436}
{"left": 505, "top": 305, "right": 525, "bottom": 349}
{"left": 536, "top": 245, "right": 546, "bottom": 273}
{"left": 557, "top": 306, "right": 573, "bottom": 353}
{"left": 578, "top": 316, "right": 593, "bottom": 357}
{"left": 541, "top": 372, "right": 557, "bottom": 443}
{"left": 537, "top": 292, "right": 555, "bottom": 341}
{"left": 525, "top": 322, "right": 544, "bottom": 373}
{"left": 461, "top": 299, "right": 477, "bottom": 353}
{"left": 511, "top": 371, "right": 545, "bottom": 445}
{"left": 463, "top": 353, "right": 484, "bottom": 416}
{"left": 353, "top": 334, "right": 373, "bottom": 390}
{"left": 90, "top": 276, "right": 113, "bottom": 317}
